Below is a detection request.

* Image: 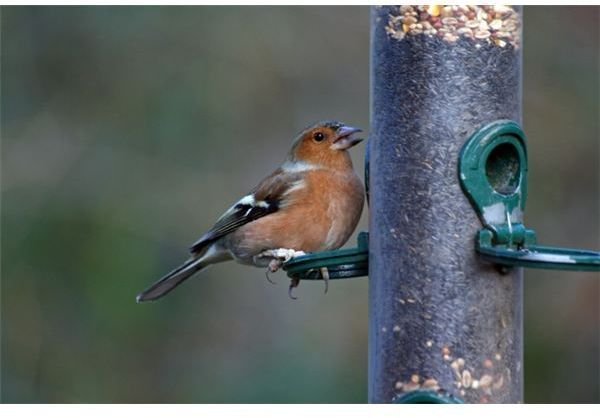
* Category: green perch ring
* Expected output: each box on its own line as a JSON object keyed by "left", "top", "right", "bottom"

{"left": 283, "top": 232, "right": 369, "bottom": 281}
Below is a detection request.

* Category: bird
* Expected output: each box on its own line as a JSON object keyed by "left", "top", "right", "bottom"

{"left": 136, "top": 120, "right": 365, "bottom": 302}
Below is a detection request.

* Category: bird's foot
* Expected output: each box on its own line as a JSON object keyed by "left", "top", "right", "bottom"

{"left": 306, "top": 267, "right": 329, "bottom": 294}
{"left": 257, "top": 248, "right": 306, "bottom": 286}
{"left": 287, "top": 266, "right": 327, "bottom": 300}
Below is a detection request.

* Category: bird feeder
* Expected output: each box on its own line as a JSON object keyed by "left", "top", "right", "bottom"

{"left": 283, "top": 5, "right": 599, "bottom": 404}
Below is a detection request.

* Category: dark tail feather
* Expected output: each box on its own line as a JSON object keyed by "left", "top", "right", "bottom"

{"left": 136, "top": 257, "right": 207, "bottom": 303}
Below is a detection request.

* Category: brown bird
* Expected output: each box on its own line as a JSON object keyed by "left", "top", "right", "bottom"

{"left": 137, "top": 120, "right": 365, "bottom": 302}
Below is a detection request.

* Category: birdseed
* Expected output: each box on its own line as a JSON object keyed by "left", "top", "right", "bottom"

{"left": 385, "top": 4, "right": 521, "bottom": 49}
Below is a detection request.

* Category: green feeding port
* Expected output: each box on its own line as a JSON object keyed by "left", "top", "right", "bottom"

{"left": 459, "top": 120, "right": 528, "bottom": 229}
{"left": 460, "top": 120, "right": 600, "bottom": 271}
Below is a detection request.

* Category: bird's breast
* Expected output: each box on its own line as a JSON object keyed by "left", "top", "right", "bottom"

{"left": 319, "top": 170, "right": 365, "bottom": 250}
{"left": 228, "top": 169, "right": 364, "bottom": 259}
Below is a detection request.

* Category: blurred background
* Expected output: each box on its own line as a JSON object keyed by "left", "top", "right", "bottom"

{"left": 1, "top": 6, "right": 598, "bottom": 403}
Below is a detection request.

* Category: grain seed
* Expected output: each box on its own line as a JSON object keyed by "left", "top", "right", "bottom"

{"left": 462, "top": 370, "right": 473, "bottom": 388}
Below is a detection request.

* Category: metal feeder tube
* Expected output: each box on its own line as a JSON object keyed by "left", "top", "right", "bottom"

{"left": 368, "top": 5, "right": 523, "bottom": 403}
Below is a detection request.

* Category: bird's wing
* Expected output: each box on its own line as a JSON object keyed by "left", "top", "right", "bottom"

{"left": 189, "top": 168, "right": 304, "bottom": 254}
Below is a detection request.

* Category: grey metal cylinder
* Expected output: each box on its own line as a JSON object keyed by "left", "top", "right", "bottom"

{"left": 368, "top": 5, "right": 523, "bottom": 403}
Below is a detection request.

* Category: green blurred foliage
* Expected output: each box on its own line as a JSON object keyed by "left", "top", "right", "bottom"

{"left": 1, "top": 6, "right": 598, "bottom": 403}
{"left": 522, "top": 6, "right": 599, "bottom": 403}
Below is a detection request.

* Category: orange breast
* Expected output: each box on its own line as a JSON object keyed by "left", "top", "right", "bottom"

{"left": 234, "top": 169, "right": 364, "bottom": 255}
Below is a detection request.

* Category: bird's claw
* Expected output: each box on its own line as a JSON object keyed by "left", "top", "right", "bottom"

{"left": 320, "top": 267, "right": 329, "bottom": 294}
{"left": 259, "top": 251, "right": 328, "bottom": 298}
{"left": 306, "top": 267, "right": 329, "bottom": 294}
{"left": 258, "top": 248, "right": 306, "bottom": 289}
{"left": 264, "top": 258, "right": 283, "bottom": 284}
{"left": 288, "top": 278, "right": 300, "bottom": 300}
{"left": 287, "top": 267, "right": 328, "bottom": 299}
{"left": 265, "top": 269, "right": 277, "bottom": 285}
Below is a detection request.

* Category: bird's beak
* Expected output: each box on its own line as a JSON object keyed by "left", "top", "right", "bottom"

{"left": 331, "top": 126, "right": 363, "bottom": 150}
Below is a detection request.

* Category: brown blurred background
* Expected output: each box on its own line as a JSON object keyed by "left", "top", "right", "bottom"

{"left": 1, "top": 6, "right": 598, "bottom": 403}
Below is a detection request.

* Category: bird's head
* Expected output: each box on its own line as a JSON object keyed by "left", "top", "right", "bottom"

{"left": 288, "top": 120, "right": 364, "bottom": 169}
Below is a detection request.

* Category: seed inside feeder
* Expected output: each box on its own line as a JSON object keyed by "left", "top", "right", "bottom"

{"left": 385, "top": 4, "right": 521, "bottom": 49}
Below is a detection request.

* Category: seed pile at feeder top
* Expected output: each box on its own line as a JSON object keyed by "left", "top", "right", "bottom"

{"left": 384, "top": 5, "right": 521, "bottom": 49}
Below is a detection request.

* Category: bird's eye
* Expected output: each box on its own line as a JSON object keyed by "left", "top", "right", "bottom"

{"left": 313, "top": 132, "right": 325, "bottom": 142}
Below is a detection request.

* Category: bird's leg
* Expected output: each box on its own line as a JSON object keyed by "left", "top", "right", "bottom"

{"left": 256, "top": 248, "right": 306, "bottom": 286}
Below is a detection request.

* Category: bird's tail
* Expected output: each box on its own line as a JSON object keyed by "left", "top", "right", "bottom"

{"left": 136, "top": 256, "right": 209, "bottom": 303}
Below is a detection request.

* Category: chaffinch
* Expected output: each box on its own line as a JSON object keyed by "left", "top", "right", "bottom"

{"left": 137, "top": 120, "right": 365, "bottom": 302}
